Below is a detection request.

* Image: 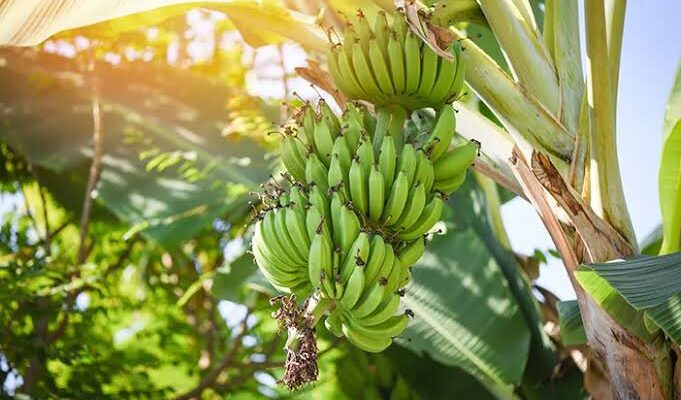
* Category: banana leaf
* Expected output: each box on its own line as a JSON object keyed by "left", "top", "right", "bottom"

{"left": 0, "top": 48, "right": 270, "bottom": 247}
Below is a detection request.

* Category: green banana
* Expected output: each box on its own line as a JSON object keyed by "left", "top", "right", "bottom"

{"left": 328, "top": 46, "right": 357, "bottom": 99}
{"left": 328, "top": 154, "right": 348, "bottom": 197}
{"left": 305, "top": 153, "right": 329, "bottom": 195}
{"left": 288, "top": 185, "right": 307, "bottom": 210}
{"left": 308, "top": 230, "right": 332, "bottom": 289}
{"left": 341, "top": 320, "right": 392, "bottom": 353}
{"left": 321, "top": 270, "right": 336, "bottom": 299}
{"left": 356, "top": 138, "right": 375, "bottom": 177}
{"left": 330, "top": 191, "right": 344, "bottom": 245}
{"left": 414, "top": 150, "right": 435, "bottom": 193}
{"left": 392, "top": 11, "right": 408, "bottom": 44}
{"left": 368, "top": 164, "right": 385, "bottom": 221}
{"left": 337, "top": 37, "right": 368, "bottom": 99}
{"left": 397, "top": 143, "right": 418, "bottom": 187}
{"left": 382, "top": 171, "right": 409, "bottom": 225}
{"left": 443, "top": 41, "right": 465, "bottom": 102}
{"left": 397, "top": 257, "right": 412, "bottom": 288}
{"left": 394, "top": 182, "right": 426, "bottom": 231}
{"left": 340, "top": 232, "right": 370, "bottom": 283}
{"left": 349, "top": 157, "right": 369, "bottom": 216}
{"left": 342, "top": 111, "right": 363, "bottom": 150}
{"left": 289, "top": 279, "right": 313, "bottom": 298}
{"left": 363, "top": 235, "right": 387, "bottom": 286}
{"left": 433, "top": 140, "right": 479, "bottom": 181}
{"left": 285, "top": 206, "right": 310, "bottom": 258}
{"left": 253, "top": 222, "right": 302, "bottom": 277}
{"left": 332, "top": 248, "right": 342, "bottom": 293}
{"left": 429, "top": 45, "right": 458, "bottom": 102}
{"left": 372, "top": 107, "right": 391, "bottom": 153}
{"left": 398, "top": 237, "right": 426, "bottom": 267}
{"left": 352, "top": 41, "right": 383, "bottom": 100}
{"left": 374, "top": 243, "right": 395, "bottom": 287}
{"left": 387, "top": 32, "right": 406, "bottom": 94}
{"left": 434, "top": 171, "right": 467, "bottom": 193}
{"left": 278, "top": 191, "right": 290, "bottom": 207}
{"left": 252, "top": 94, "right": 478, "bottom": 358}
{"left": 348, "top": 314, "right": 409, "bottom": 339}
{"left": 299, "top": 104, "right": 316, "bottom": 144}
{"left": 262, "top": 211, "right": 299, "bottom": 268}
{"left": 319, "top": 98, "right": 341, "bottom": 134}
{"left": 308, "top": 184, "right": 330, "bottom": 224}
{"left": 334, "top": 263, "right": 345, "bottom": 299}
{"left": 352, "top": 279, "right": 386, "bottom": 318}
{"left": 398, "top": 194, "right": 444, "bottom": 240}
{"left": 338, "top": 203, "right": 361, "bottom": 255}
{"left": 363, "top": 111, "right": 377, "bottom": 140}
{"left": 374, "top": 10, "right": 391, "bottom": 55}
{"left": 384, "top": 257, "right": 406, "bottom": 295}
{"left": 343, "top": 25, "right": 356, "bottom": 61}
{"left": 416, "top": 46, "right": 439, "bottom": 99}
{"left": 340, "top": 264, "right": 365, "bottom": 310}
{"left": 313, "top": 119, "right": 335, "bottom": 166}
{"left": 275, "top": 207, "right": 307, "bottom": 264}
{"left": 404, "top": 31, "right": 421, "bottom": 93}
{"left": 359, "top": 294, "right": 401, "bottom": 326}
{"left": 368, "top": 39, "right": 394, "bottom": 96}
{"left": 424, "top": 105, "right": 456, "bottom": 161}
{"left": 282, "top": 135, "right": 306, "bottom": 182}
{"left": 332, "top": 134, "right": 353, "bottom": 172}
{"left": 354, "top": 12, "right": 373, "bottom": 54}
{"left": 305, "top": 204, "right": 324, "bottom": 241}
{"left": 378, "top": 135, "right": 396, "bottom": 197}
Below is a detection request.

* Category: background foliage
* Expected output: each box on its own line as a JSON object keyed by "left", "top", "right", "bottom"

{"left": 2, "top": 1, "right": 676, "bottom": 398}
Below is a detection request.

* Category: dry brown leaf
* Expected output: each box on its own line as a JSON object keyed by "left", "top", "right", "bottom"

{"left": 295, "top": 60, "right": 346, "bottom": 107}
{"left": 403, "top": 1, "right": 454, "bottom": 61}
{"left": 529, "top": 151, "right": 634, "bottom": 263}
{"left": 509, "top": 148, "right": 580, "bottom": 272}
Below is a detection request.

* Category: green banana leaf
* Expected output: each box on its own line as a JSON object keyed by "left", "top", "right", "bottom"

{"left": 557, "top": 300, "right": 587, "bottom": 346}
{"left": 385, "top": 345, "right": 496, "bottom": 400}
{"left": 0, "top": 48, "right": 270, "bottom": 247}
{"left": 659, "top": 61, "right": 681, "bottom": 254}
{"left": 396, "top": 188, "right": 531, "bottom": 393}
{"left": 210, "top": 250, "right": 278, "bottom": 303}
{"left": 575, "top": 252, "right": 681, "bottom": 345}
{"left": 0, "top": 0, "right": 326, "bottom": 52}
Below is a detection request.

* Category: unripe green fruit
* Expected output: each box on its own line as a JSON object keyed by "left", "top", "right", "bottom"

{"left": 256, "top": 99, "right": 476, "bottom": 354}
{"left": 328, "top": 11, "right": 466, "bottom": 111}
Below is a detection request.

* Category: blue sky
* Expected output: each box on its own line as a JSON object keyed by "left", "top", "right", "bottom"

{"left": 504, "top": 0, "right": 681, "bottom": 299}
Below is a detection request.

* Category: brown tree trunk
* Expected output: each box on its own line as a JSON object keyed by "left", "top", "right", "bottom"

{"left": 511, "top": 149, "right": 675, "bottom": 399}
{"left": 577, "top": 287, "right": 671, "bottom": 399}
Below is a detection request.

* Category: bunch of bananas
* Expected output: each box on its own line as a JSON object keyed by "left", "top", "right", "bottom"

{"left": 253, "top": 100, "right": 478, "bottom": 353}
{"left": 328, "top": 10, "right": 465, "bottom": 111}
{"left": 249, "top": 10, "right": 478, "bottom": 382}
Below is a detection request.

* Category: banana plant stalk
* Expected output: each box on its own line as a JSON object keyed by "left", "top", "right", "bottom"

{"left": 414, "top": 0, "right": 673, "bottom": 397}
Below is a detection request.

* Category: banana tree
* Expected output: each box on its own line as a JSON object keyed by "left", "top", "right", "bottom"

{"left": 413, "top": 1, "right": 680, "bottom": 398}
{"left": 2, "top": 0, "right": 680, "bottom": 398}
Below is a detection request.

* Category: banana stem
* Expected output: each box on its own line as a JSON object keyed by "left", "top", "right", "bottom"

{"left": 306, "top": 295, "right": 333, "bottom": 326}
{"left": 585, "top": 0, "right": 637, "bottom": 248}
{"left": 374, "top": 105, "right": 409, "bottom": 152}
{"left": 660, "top": 164, "right": 681, "bottom": 255}
{"left": 284, "top": 295, "right": 333, "bottom": 352}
